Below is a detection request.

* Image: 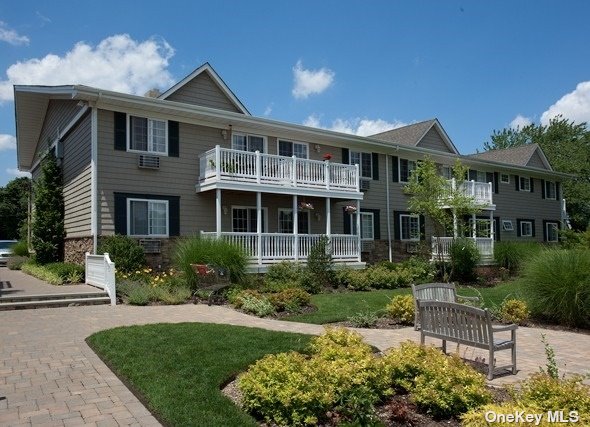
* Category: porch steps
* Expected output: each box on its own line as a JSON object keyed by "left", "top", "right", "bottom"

{"left": 0, "top": 292, "right": 110, "bottom": 310}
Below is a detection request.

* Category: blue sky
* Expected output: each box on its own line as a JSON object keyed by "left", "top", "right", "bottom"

{"left": 1, "top": 1, "right": 589, "bottom": 186}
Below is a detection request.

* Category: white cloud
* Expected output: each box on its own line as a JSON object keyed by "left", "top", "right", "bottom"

{"left": 263, "top": 103, "right": 273, "bottom": 116}
{"left": 509, "top": 114, "right": 532, "bottom": 129}
{"left": 0, "top": 34, "right": 175, "bottom": 101}
{"left": 541, "top": 81, "right": 590, "bottom": 125}
{"left": 0, "top": 134, "right": 16, "bottom": 151}
{"left": 0, "top": 21, "right": 30, "bottom": 46}
{"left": 292, "top": 60, "right": 335, "bottom": 99}
{"left": 303, "top": 115, "right": 407, "bottom": 136}
{"left": 6, "top": 168, "right": 31, "bottom": 178}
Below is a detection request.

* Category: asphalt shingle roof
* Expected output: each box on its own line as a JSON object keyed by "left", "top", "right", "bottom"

{"left": 370, "top": 119, "right": 437, "bottom": 146}
{"left": 467, "top": 144, "right": 540, "bottom": 167}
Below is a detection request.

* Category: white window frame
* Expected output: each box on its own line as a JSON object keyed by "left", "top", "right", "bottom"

{"left": 545, "top": 222, "right": 559, "bottom": 242}
{"left": 127, "top": 198, "right": 169, "bottom": 237}
{"left": 399, "top": 158, "right": 417, "bottom": 183}
{"left": 277, "top": 208, "right": 310, "bottom": 234}
{"left": 441, "top": 165, "right": 452, "bottom": 179}
{"left": 351, "top": 212, "right": 374, "bottom": 240}
{"left": 520, "top": 220, "right": 533, "bottom": 237}
{"left": 277, "top": 139, "right": 309, "bottom": 159}
{"left": 350, "top": 151, "right": 373, "bottom": 179}
{"left": 475, "top": 170, "right": 487, "bottom": 183}
{"left": 231, "top": 132, "right": 267, "bottom": 153}
{"left": 519, "top": 176, "right": 531, "bottom": 192}
{"left": 545, "top": 181, "right": 557, "bottom": 200}
{"left": 500, "top": 173, "right": 510, "bottom": 184}
{"left": 468, "top": 218, "right": 492, "bottom": 238}
{"left": 502, "top": 220, "right": 514, "bottom": 231}
{"left": 400, "top": 214, "right": 420, "bottom": 241}
{"left": 127, "top": 116, "right": 169, "bottom": 156}
{"left": 231, "top": 206, "right": 268, "bottom": 233}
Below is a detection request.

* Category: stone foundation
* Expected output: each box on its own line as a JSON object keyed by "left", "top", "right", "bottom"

{"left": 361, "top": 240, "right": 390, "bottom": 265}
{"left": 142, "top": 237, "right": 178, "bottom": 270}
{"left": 64, "top": 237, "right": 94, "bottom": 265}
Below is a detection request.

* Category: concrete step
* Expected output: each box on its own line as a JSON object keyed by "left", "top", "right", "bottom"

{"left": 0, "top": 292, "right": 107, "bottom": 303}
{"left": 0, "top": 296, "right": 111, "bottom": 310}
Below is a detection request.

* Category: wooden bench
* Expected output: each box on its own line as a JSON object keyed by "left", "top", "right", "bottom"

{"left": 411, "top": 283, "right": 479, "bottom": 330}
{"left": 417, "top": 300, "right": 517, "bottom": 380}
{"left": 191, "top": 264, "right": 231, "bottom": 306}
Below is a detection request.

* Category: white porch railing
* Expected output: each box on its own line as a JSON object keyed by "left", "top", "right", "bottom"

{"left": 85, "top": 252, "right": 116, "bottom": 305}
{"left": 199, "top": 145, "right": 360, "bottom": 192}
{"left": 201, "top": 232, "right": 359, "bottom": 263}
{"left": 431, "top": 237, "right": 494, "bottom": 261}
{"left": 444, "top": 179, "right": 493, "bottom": 206}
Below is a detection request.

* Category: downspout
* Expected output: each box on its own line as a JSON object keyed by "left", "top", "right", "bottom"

{"left": 385, "top": 154, "right": 392, "bottom": 262}
{"left": 90, "top": 105, "right": 98, "bottom": 254}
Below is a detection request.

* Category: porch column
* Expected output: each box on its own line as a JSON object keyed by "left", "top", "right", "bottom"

{"left": 293, "top": 195, "right": 299, "bottom": 261}
{"left": 216, "top": 189, "right": 222, "bottom": 238}
{"left": 452, "top": 209, "right": 458, "bottom": 238}
{"left": 471, "top": 213, "right": 477, "bottom": 239}
{"left": 325, "top": 197, "right": 331, "bottom": 235}
{"left": 489, "top": 210, "right": 495, "bottom": 256}
{"left": 356, "top": 199, "right": 362, "bottom": 262}
{"left": 257, "top": 192, "right": 262, "bottom": 265}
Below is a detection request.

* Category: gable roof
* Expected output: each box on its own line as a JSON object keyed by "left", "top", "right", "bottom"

{"left": 158, "top": 62, "right": 250, "bottom": 115}
{"left": 370, "top": 118, "right": 459, "bottom": 154}
{"left": 467, "top": 143, "right": 553, "bottom": 170}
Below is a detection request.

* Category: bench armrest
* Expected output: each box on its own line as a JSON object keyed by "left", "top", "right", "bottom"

{"left": 456, "top": 294, "right": 480, "bottom": 302}
{"left": 492, "top": 324, "right": 518, "bottom": 332}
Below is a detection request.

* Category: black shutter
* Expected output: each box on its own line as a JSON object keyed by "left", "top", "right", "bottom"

{"left": 556, "top": 182, "right": 561, "bottom": 200}
{"left": 168, "top": 121, "right": 179, "bottom": 157}
{"left": 114, "top": 193, "right": 127, "bottom": 235}
{"left": 494, "top": 217, "right": 500, "bottom": 241}
{"left": 493, "top": 172, "right": 499, "bottom": 194}
{"left": 515, "top": 175, "right": 520, "bottom": 191}
{"left": 372, "top": 153, "right": 379, "bottom": 180}
{"left": 419, "top": 215, "right": 426, "bottom": 240}
{"left": 486, "top": 172, "right": 494, "bottom": 185}
{"left": 542, "top": 220, "right": 547, "bottom": 241}
{"left": 468, "top": 169, "right": 477, "bottom": 181}
{"left": 393, "top": 211, "right": 401, "bottom": 240}
{"left": 343, "top": 208, "right": 351, "bottom": 234}
{"left": 531, "top": 220, "right": 536, "bottom": 237}
{"left": 516, "top": 219, "right": 521, "bottom": 237}
{"left": 169, "top": 196, "right": 180, "bottom": 236}
{"left": 530, "top": 178, "right": 534, "bottom": 193}
{"left": 541, "top": 179, "right": 546, "bottom": 199}
{"left": 400, "top": 159, "right": 408, "bottom": 182}
{"left": 114, "top": 112, "right": 127, "bottom": 151}
{"left": 391, "top": 156, "right": 399, "bottom": 182}
{"left": 341, "top": 148, "right": 349, "bottom": 164}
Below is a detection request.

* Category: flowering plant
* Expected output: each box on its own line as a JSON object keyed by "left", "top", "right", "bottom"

{"left": 299, "top": 202, "right": 314, "bottom": 210}
{"left": 323, "top": 153, "right": 333, "bottom": 160}
{"left": 344, "top": 205, "right": 357, "bottom": 213}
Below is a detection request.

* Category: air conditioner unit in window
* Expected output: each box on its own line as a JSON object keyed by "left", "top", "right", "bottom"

{"left": 138, "top": 154, "right": 160, "bottom": 169}
{"left": 360, "top": 180, "right": 370, "bottom": 191}
{"left": 139, "top": 239, "right": 161, "bottom": 254}
{"left": 406, "top": 242, "right": 418, "bottom": 253}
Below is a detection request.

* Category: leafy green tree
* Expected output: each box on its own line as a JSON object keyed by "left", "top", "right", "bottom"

{"left": 0, "top": 177, "right": 31, "bottom": 240}
{"left": 484, "top": 116, "right": 590, "bottom": 230}
{"left": 31, "top": 152, "right": 65, "bottom": 263}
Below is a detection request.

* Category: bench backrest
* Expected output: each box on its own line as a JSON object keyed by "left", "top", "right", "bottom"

{"left": 417, "top": 300, "right": 493, "bottom": 346}
{"left": 412, "top": 283, "right": 457, "bottom": 303}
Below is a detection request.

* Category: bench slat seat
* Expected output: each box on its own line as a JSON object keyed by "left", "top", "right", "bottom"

{"left": 411, "top": 283, "right": 479, "bottom": 330}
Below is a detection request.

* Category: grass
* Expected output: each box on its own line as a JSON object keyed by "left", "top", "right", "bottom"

{"left": 87, "top": 323, "right": 312, "bottom": 427}
{"left": 285, "top": 281, "right": 524, "bottom": 325}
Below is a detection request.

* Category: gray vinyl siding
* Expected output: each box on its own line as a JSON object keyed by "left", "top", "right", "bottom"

{"left": 416, "top": 128, "right": 453, "bottom": 153}
{"left": 165, "top": 72, "right": 242, "bottom": 113}
{"left": 33, "top": 100, "right": 81, "bottom": 162}
{"left": 62, "top": 113, "right": 92, "bottom": 237}
{"left": 527, "top": 150, "right": 547, "bottom": 169}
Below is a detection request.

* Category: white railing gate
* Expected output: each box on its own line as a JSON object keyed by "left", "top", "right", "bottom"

{"left": 85, "top": 252, "right": 116, "bottom": 305}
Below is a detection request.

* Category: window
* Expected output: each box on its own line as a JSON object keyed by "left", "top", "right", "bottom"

{"left": 475, "top": 171, "right": 487, "bottom": 183}
{"left": 232, "top": 133, "right": 265, "bottom": 152}
{"left": 278, "top": 209, "right": 310, "bottom": 234}
{"left": 350, "top": 212, "right": 374, "bottom": 240}
{"left": 500, "top": 173, "right": 510, "bottom": 184}
{"left": 129, "top": 116, "right": 167, "bottom": 154}
{"left": 467, "top": 219, "right": 492, "bottom": 237}
{"left": 278, "top": 140, "right": 308, "bottom": 159}
{"left": 232, "top": 207, "right": 266, "bottom": 232}
{"left": 400, "top": 214, "right": 420, "bottom": 241}
{"left": 441, "top": 165, "right": 452, "bottom": 179}
{"left": 399, "top": 159, "right": 417, "bottom": 182}
{"left": 519, "top": 176, "right": 531, "bottom": 191}
{"left": 545, "top": 181, "right": 556, "bottom": 199}
{"left": 350, "top": 151, "right": 373, "bottom": 179}
{"left": 519, "top": 221, "right": 533, "bottom": 237}
{"left": 128, "top": 199, "right": 168, "bottom": 236}
{"left": 502, "top": 220, "right": 514, "bottom": 231}
{"left": 546, "top": 222, "right": 559, "bottom": 242}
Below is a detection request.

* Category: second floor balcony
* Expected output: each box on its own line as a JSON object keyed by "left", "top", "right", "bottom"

{"left": 442, "top": 178, "right": 494, "bottom": 208}
{"left": 197, "top": 145, "right": 362, "bottom": 198}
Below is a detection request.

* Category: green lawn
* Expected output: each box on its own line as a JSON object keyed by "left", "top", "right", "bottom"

{"left": 87, "top": 323, "right": 312, "bottom": 427}
{"left": 286, "top": 280, "right": 524, "bottom": 325}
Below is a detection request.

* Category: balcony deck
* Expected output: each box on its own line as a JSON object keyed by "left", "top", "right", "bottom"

{"left": 441, "top": 179, "right": 494, "bottom": 208}
{"left": 431, "top": 236, "right": 494, "bottom": 264}
{"left": 197, "top": 146, "right": 363, "bottom": 199}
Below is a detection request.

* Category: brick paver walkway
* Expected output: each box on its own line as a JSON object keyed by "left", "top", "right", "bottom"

{"left": 1, "top": 271, "right": 589, "bottom": 426}
{"left": 0, "top": 268, "right": 101, "bottom": 297}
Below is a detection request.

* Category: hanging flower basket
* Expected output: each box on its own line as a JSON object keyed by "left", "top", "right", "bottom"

{"left": 323, "top": 153, "right": 333, "bottom": 161}
{"left": 344, "top": 205, "right": 357, "bottom": 213}
{"left": 299, "top": 202, "right": 314, "bottom": 210}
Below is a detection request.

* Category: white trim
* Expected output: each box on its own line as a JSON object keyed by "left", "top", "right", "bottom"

{"left": 400, "top": 214, "right": 420, "bottom": 241}
{"left": 126, "top": 198, "right": 169, "bottom": 237}
{"left": 349, "top": 150, "right": 373, "bottom": 179}
{"left": 277, "top": 208, "right": 311, "bottom": 234}
{"left": 500, "top": 173, "right": 510, "bottom": 184}
{"left": 386, "top": 155, "right": 392, "bottom": 262}
{"left": 519, "top": 220, "right": 533, "bottom": 237}
{"left": 545, "top": 222, "right": 559, "bottom": 242}
{"left": 416, "top": 119, "right": 460, "bottom": 155}
{"left": 519, "top": 176, "right": 531, "bottom": 192}
{"left": 277, "top": 139, "right": 309, "bottom": 159}
{"left": 126, "top": 115, "right": 169, "bottom": 156}
{"left": 502, "top": 220, "right": 514, "bottom": 231}
{"left": 231, "top": 132, "right": 268, "bottom": 153}
{"left": 91, "top": 106, "right": 98, "bottom": 253}
{"left": 231, "top": 205, "right": 268, "bottom": 233}
{"left": 351, "top": 211, "right": 375, "bottom": 241}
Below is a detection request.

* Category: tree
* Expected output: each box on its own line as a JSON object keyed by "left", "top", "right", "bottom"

{"left": 0, "top": 177, "right": 31, "bottom": 240}
{"left": 484, "top": 116, "right": 590, "bottom": 230}
{"left": 31, "top": 152, "right": 65, "bottom": 263}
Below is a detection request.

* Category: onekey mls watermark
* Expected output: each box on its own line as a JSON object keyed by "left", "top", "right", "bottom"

{"left": 485, "top": 410, "right": 580, "bottom": 425}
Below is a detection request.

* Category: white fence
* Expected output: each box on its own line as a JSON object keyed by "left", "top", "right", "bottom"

{"left": 85, "top": 252, "right": 116, "bottom": 305}
{"left": 443, "top": 179, "right": 493, "bottom": 206}
{"left": 431, "top": 237, "right": 494, "bottom": 262}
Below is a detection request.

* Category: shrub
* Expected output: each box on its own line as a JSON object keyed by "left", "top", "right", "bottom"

{"left": 461, "top": 403, "right": 551, "bottom": 426}
{"left": 240, "top": 294, "right": 275, "bottom": 317}
{"left": 230, "top": 289, "right": 263, "bottom": 308}
{"left": 153, "top": 285, "right": 192, "bottom": 305}
{"left": 305, "top": 236, "right": 335, "bottom": 292}
{"left": 498, "top": 298, "right": 529, "bottom": 325}
{"left": 380, "top": 257, "right": 436, "bottom": 283}
{"left": 494, "top": 241, "right": 543, "bottom": 273}
{"left": 335, "top": 264, "right": 423, "bottom": 291}
{"left": 7, "top": 256, "right": 28, "bottom": 270}
{"left": 449, "top": 238, "right": 480, "bottom": 282}
{"left": 21, "top": 261, "right": 84, "bottom": 285}
{"left": 268, "top": 288, "right": 311, "bottom": 312}
{"left": 335, "top": 268, "right": 371, "bottom": 291}
{"left": 263, "top": 262, "right": 306, "bottom": 291}
{"left": 560, "top": 228, "right": 590, "bottom": 249}
{"left": 10, "top": 240, "right": 29, "bottom": 257}
{"left": 173, "top": 236, "right": 248, "bottom": 289}
{"left": 98, "top": 235, "right": 146, "bottom": 273}
{"left": 523, "top": 249, "right": 590, "bottom": 328}
{"left": 124, "top": 284, "right": 152, "bottom": 305}
{"left": 347, "top": 310, "right": 379, "bottom": 328}
{"left": 385, "top": 295, "right": 415, "bottom": 325}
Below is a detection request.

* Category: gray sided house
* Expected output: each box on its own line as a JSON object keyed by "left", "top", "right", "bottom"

{"left": 14, "top": 63, "right": 568, "bottom": 270}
